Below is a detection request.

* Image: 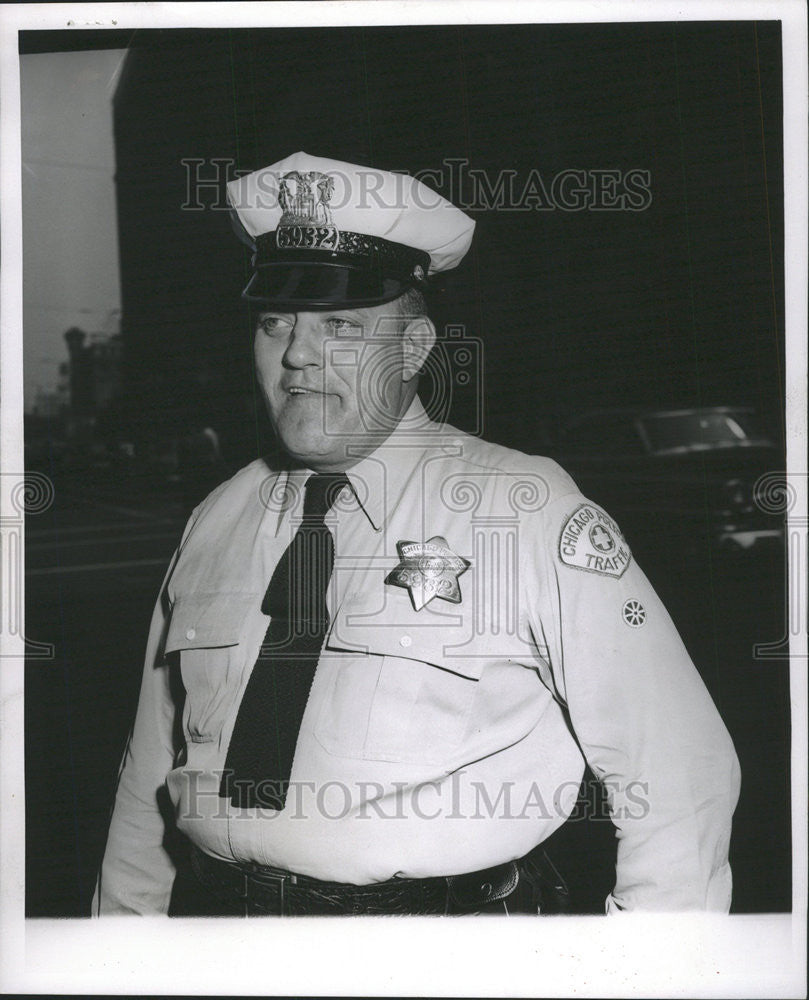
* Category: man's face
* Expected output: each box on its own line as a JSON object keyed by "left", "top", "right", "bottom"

{"left": 254, "top": 301, "right": 413, "bottom": 472}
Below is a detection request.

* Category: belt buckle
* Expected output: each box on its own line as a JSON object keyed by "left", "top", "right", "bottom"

{"left": 244, "top": 862, "right": 291, "bottom": 916}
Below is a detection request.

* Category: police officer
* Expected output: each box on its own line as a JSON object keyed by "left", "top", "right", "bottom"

{"left": 95, "top": 151, "right": 740, "bottom": 916}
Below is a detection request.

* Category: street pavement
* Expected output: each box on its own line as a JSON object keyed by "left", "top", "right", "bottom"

{"left": 23, "top": 471, "right": 791, "bottom": 916}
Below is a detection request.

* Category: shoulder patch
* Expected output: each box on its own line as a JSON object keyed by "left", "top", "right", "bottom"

{"left": 558, "top": 503, "right": 632, "bottom": 577}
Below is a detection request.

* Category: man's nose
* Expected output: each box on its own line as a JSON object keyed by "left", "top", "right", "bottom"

{"left": 282, "top": 314, "right": 325, "bottom": 369}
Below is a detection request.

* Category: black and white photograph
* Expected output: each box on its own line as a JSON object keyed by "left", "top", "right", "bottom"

{"left": 1, "top": 1, "right": 806, "bottom": 996}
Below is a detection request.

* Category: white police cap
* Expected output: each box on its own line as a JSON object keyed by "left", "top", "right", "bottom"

{"left": 227, "top": 150, "right": 475, "bottom": 308}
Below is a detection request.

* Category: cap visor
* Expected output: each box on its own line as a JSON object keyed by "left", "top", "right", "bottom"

{"left": 243, "top": 263, "right": 408, "bottom": 309}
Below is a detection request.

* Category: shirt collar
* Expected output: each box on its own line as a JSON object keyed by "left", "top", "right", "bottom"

{"left": 271, "top": 396, "right": 446, "bottom": 535}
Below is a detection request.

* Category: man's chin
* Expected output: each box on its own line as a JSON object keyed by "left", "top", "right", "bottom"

{"left": 276, "top": 432, "right": 352, "bottom": 471}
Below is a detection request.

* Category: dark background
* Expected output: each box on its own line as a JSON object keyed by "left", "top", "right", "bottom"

{"left": 22, "top": 22, "right": 789, "bottom": 916}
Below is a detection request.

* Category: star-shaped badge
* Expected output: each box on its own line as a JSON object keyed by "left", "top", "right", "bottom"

{"left": 385, "top": 536, "right": 471, "bottom": 611}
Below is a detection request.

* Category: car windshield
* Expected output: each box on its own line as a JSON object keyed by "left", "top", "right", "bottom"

{"left": 640, "top": 411, "right": 772, "bottom": 454}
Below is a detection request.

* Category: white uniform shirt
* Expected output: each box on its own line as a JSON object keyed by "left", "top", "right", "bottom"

{"left": 95, "top": 398, "right": 740, "bottom": 914}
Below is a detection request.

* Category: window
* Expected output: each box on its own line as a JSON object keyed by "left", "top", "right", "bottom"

{"left": 640, "top": 410, "right": 770, "bottom": 454}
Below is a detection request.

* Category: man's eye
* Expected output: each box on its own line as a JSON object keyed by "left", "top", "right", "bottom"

{"left": 327, "top": 317, "right": 362, "bottom": 336}
{"left": 259, "top": 315, "right": 291, "bottom": 335}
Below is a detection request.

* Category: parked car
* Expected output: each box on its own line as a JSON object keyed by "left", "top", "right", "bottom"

{"left": 548, "top": 406, "right": 785, "bottom": 558}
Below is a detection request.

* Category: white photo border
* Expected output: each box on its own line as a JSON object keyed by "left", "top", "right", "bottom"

{"left": 1, "top": 2, "right": 806, "bottom": 996}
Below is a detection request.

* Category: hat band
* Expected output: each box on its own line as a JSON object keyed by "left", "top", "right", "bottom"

{"left": 256, "top": 228, "right": 430, "bottom": 282}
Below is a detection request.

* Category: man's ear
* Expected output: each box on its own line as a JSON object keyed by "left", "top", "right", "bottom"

{"left": 401, "top": 316, "right": 437, "bottom": 382}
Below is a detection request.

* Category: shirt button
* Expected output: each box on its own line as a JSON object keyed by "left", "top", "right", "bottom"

{"left": 186, "top": 628, "right": 196, "bottom": 640}
{"left": 400, "top": 635, "right": 412, "bottom": 648}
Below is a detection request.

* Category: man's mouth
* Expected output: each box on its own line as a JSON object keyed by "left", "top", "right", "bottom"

{"left": 284, "top": 386, "right": 341, "bottom": 403}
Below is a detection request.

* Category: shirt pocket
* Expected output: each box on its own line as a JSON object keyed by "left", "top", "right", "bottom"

{"left": 164, "top": 592, "right": 256, "bottom": 743}
{"left": 316, "top": 611, "right": 488, "bottom": 767}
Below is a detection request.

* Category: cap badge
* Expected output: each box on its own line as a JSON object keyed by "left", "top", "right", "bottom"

{"left": 276, "top": 170, "right": 339, "bottom": 251}
{"left": 385, "top": 536, "right": 471, "bottom": 611}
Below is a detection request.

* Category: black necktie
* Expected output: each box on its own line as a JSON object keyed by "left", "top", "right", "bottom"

{"left": 221, "top": 472, "right": 349, "bottom": 810}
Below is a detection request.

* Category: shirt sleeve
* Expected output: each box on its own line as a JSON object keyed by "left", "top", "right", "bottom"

{"left": 533, "top": 493, "right": 741, "bottom": 912}
{"left": 93, "top": 515, "right": 196, "bottom": 915}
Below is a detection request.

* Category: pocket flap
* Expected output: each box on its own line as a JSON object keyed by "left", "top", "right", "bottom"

{"left": 164, "top": 592, "right": 258, "bottom": 653}
{"left": 325, "top": 592, "right": 535, "bottom": 680}
{"left": 327, "top": 625, "right": 485, "bottom": 680}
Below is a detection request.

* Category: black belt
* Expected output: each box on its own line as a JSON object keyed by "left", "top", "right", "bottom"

{"left": 186, "top": 843, "right": 569, "bottom": 916}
